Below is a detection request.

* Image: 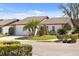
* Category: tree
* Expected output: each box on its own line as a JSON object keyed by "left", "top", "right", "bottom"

{"left": 60, "top": 3, "right": 79, "bottom": 20}
{"left": 63, "top": 23, "right": 72, "bottom": 31}
{"left": 23, "top": 20, "right": 40, "bottom": 36}
{"left": 63, "top": 23, "right": 72, "bottom": 34}
{"left": 60, "top": 3, "right": 79, "bottom": 34}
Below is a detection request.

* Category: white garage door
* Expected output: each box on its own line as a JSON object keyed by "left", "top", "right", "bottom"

{"left": 15, "top": 25, "right": 29, "bottom": 36}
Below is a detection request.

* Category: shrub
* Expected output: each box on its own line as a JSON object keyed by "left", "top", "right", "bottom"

{"left": 57, "top": 29, "right": 66, "bottom": 35}
{"left": 61, "top": 34, "right": 78, "bottom": 43}
{"left": 70, "top": 34, "right": 78, "bottom": 43}
{"left": 37, "top": 26, "right": 44, "bottom": 36}
{"left": 61, "top": 35, "right": 71, "bottom": 43}
{"left": 2, "top": 41, "right": 20, "bottom": 45}
{"left": 0, "top": 41, "right": 32, "bottom": 56}
{"left": 8, "top": 27, "right": 15, "bottom": 35}
{"left": 63, "top": 23, "right": 72, "bottom": 31}
{"left": 57, "top": 35, "right": 64, "bottom": 40}
{"left": 38, "top": 26, "right": 49, "bottom": 36}
{"left": 72, "top": 29, "right": 79, "bottom": 34}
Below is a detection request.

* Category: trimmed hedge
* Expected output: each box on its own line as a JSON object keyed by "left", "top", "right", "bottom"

{"left": 0, "top": 41, "right": 32, "bottom": 56}
{"left": 2, "top": 41, "right": 20, "bottom": 45}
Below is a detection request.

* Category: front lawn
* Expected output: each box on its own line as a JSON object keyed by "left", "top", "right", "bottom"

{"left": 17, "top": 35, "right": 58, "bottom": 41}
{"left": 0, "top": 34, "right": 6, "bottom": 38}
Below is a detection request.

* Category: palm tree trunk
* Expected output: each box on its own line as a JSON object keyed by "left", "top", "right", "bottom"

{"left": 34, "top": 28, "right": 38, "bottom": 36}
{"left": 32, "top": 27, "right": 36, "bottom": 36}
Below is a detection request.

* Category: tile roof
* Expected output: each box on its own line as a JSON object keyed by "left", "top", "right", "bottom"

{"left": 40, "top": 17, "right": 71, "bottom": 25}
{"left": 12, "top": 16, "right": 49, "bottom": 25}
{"left": 0, "top": 19, "right": 19, "bottom": 26}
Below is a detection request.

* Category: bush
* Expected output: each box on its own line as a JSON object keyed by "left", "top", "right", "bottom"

{"left": 60, "top": 34, "right": 78, "bottom": 43}
{"left": 63, "top": 35, "right": 71, "bottom": 43}
{"left": 72, "top": 29, "right": 79, "bottom": 34}
{"left": 57, "top": 29, "right": 66, "bottom": 35}
{"left": 8, "top": 27, "right": 15, "bottom": 35}
{"left": 63, "top": 23, "right": 72, "bottom": 31}
{"left": 0, "top": 41, "right": 32, "bottom": 56}
{"left": 2, "top": 41, "right": 20, "bottom": 45}
{"left": 38, "top": 26, "right": 49, "bottom": 36}
{"left": 57, "top": 35, "right": 64, "bottom": 40}
{"left": 70, "top": 34, "right": 78, "bottom": 43}
{"left": 37, "top": 26, "right": 44, "bottom": 36}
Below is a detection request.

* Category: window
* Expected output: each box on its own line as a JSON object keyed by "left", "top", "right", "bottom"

{"left": 52, "top": 26, "right": 55, "bottom": 32}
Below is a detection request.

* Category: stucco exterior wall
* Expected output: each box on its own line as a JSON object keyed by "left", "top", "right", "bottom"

{"left": 2, "top": 26, "right": 11, "bottom": 34}
{"left": 15, "top": 25, "right": 29, "bottom": 36}
{"left": 47, "top": 25, "right": 63, "bottom": 33}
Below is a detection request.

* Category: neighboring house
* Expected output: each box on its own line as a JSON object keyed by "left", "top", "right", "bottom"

{"left": 12, "top": 16, "right": 49, "bottom": 36}
{"left": 0, "top": 19, "right": 19, "bottom": 35}
{"left": 40, "top": 17, "right": 73, "bottom": 34}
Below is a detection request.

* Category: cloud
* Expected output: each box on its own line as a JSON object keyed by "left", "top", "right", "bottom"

{"left": 0, "top": 10, "right": 64, "bottom": 19}
{"left": 29, "top": 10, "right": 44, "bottom": 14}
{"left": 14, "top": 10, "right": 45, "bottom": 19}
{"left": 15, "top": 13, "right": 27, "bottom": 16}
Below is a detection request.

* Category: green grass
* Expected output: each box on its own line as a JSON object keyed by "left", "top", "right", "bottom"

{"left": 0, "top": 34, "right": 6, "bottom": 38}
{"left": 17, "top": 35, "right": 58, "bottom": 41}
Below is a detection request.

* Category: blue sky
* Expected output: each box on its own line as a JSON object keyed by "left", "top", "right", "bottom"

{"left": 0, "top": 3, "right": 65, "bottom": 19}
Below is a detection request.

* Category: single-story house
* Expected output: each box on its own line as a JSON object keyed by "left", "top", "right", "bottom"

{"left": 0, "top": 16, "right": 74, "bottom": 36}
{"left": 40, "top": 17, "right": 73, "bottom": 34}
{"left": 0, "top": 19, "right": 19, "bottom": 34}
{"left": 12, "top": 16, "right": 49, "bottom": 36}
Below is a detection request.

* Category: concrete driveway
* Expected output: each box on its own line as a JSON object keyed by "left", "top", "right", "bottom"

{"left": 0, "top": 36, "right": 79, "bottom": 56}
{"left": 17, "top": 40, "right": 79, "bottom": 56}
{"left": 0, "top": 36, "right": 24, "bottom": 41}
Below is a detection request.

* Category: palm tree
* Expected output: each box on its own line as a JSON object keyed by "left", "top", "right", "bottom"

{"left": 23, "top": 20, "right": 40, "bottom": 36}
{"left": 59, "top": 3, "right": 79, "bottom": 35}
{"left": 60, "top": 3, "right": 79, "bottom": 20}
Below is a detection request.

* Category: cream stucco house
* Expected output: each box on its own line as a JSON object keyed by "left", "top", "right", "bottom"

{"left": 0, "top": 19, "right": 19, "bottom": 35}
{"left": 0, "top": 16, "right": 74, "bottom": 36}
{"left": 12, "top": 16, "right": 73, "bottom": 36}
{"left": 40, "top": 17, "right": 73, "bottom": 34}
{"left": 12, "top": 16, "right": 49, "bottom": 36}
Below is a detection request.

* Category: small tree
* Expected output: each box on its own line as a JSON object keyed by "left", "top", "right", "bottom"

{"left": 58, "top": 23, "right": 72, "bottom": 35}
{"left": 63, "top": 23, "right": 72, "bottom": 35}
{"left": 8, "top": 27, "right": 15, "bottom": 35}
{"left": 63, "top": 23, "right": 72, "bottom": 31}
{"left": 23, "top": 20, "right": 40, "bottom": 36}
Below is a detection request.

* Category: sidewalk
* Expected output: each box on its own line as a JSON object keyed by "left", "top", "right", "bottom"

{"left": 0, "top": 36, "right": 24, "bottom": 41}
